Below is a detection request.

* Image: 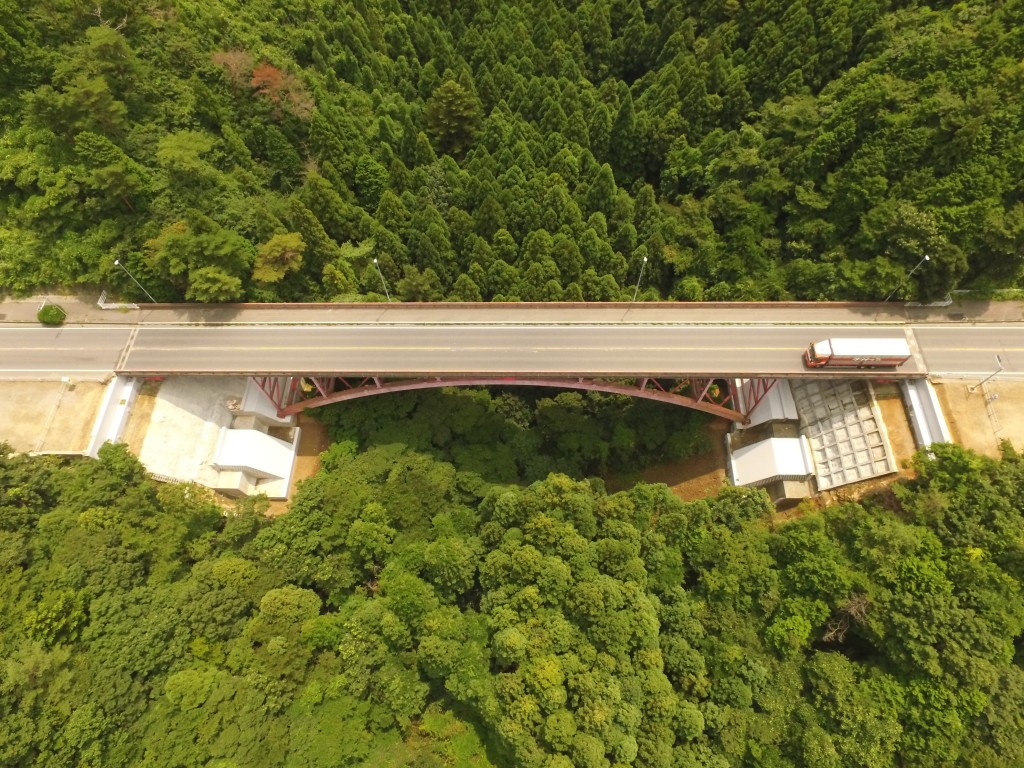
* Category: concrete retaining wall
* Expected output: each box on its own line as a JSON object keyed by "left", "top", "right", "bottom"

{"left": 901, "top": 378, "right": 953, "bottom": 448}
{"left": 86, "top": 376, "right": 141, "bottom": 457}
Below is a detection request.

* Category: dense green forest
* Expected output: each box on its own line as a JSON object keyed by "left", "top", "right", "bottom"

{"left": 4, "top": 3, "right": 1024, "bottom": 764}
{"left": 315, "top": 387, "right": 711, "bottom": 482}
{"left": 2, "top": 0, "right": 1023, "bottom": 302}
{"left": 3, "top": 436, "right": 1024, "bottom": 767}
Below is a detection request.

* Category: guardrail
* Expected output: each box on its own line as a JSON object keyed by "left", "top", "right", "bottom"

{"left": 96, "top": 291, "right": 139, "bottom": 310}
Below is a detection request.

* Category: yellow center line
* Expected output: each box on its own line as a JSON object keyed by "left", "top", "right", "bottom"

{"left": 133, "top": 345, "right": 807, "bottom": 352}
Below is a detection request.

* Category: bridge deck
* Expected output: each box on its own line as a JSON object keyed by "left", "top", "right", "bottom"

{"left": 1, "top": 302, "right": 1021, "bottom": 381}
{"left": 116, "top": 325, "right": 923, "bottom": 378}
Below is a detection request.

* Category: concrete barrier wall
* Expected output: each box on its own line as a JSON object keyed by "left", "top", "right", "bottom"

{"left": 901, "top": 379, "right": 953, "bottom": 448}
{"left": 86, "top": 376, "right": 140, "bottom": 457}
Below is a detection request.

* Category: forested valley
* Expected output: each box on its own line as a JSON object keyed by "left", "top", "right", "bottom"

{"left": 4, "top": 2, "right": 1024, "bottom": 767}
{"left": 2, "top": 0, "right": 1024, "bottom": 302}
{"left": 3, "top": 420, "right": 1024, "bottom": 767}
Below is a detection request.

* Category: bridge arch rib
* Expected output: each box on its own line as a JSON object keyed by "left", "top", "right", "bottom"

{"left": 254, "top": 375, "right": 776, "bottom": 423}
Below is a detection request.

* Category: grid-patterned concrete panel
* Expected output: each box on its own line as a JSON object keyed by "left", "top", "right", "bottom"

{"left": 791, "top": 379, "right": 896, "bottom": 490}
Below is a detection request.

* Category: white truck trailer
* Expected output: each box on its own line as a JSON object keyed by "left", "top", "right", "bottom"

{"left": 804, "top": 337, "right": 912, "bottom": 369}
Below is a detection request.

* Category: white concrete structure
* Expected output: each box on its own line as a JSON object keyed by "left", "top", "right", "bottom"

{"left": 138, "top": 377, "right": 300, "bottom": 499}
{"left": 86, "top": 376, "right": 141, "bottom": 457}
{"left": 791, "top": 380, "right": 897, "bottom": 490}
{"left": 729, "top": 436, "right": 815, "bottom": 487}
{"left": 240, "top": 377, "right": 293, "bottom": 424}
{"left": 901, "top": 378, "right": 952, "bottom": 448}
{"left": 736, "top": 379, "right": 798, "bottom": 428}
{"left": 209, "top": 423, "right": 299, "bottom": 498}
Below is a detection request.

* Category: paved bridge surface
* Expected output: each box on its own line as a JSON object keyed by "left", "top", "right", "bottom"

{"left": 2, "top": 301, "right": 1022, "bottom": 421}
{"left": 1, "top": 302, "right": 1021, "bottom": 378}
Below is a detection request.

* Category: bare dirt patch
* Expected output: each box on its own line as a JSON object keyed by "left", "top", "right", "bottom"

{"left": 265, "top": 414, "right": 332, "bottom": 516}
{"left": 934, "top": 379, "right": 1024, "bottom": 457}
{"left": 637, "top": 418, "right": 730, "bottom": 502}
{"left": 121, "top": 379, "right": 162, "bottom": 454}
{"left": 0, "top": 380, "right": 106, "bottom": 453}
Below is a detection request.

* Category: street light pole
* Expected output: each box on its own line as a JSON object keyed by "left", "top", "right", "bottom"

{"left": 373, "top": 258, "right": 392, "bottom": 303}
{"left": 884, "top": 254, "right": 930, "bottom": 302}
{"left": 113, "top": 259, "right": 156, "bottom": 303}
{"left": 632, "top": 255, "right": 648, "bottom": 302}
{"left": 969, "top": 354, "right": 1004, "bottom": 394}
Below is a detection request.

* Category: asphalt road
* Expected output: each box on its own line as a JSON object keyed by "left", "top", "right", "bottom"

{"left": 117, "top": 324, "right": 924, "bottom": 377}
{"left": 2, "top": 319, "right": 1023, "bottom": 380}
{"left": 0, "top": 327, "right": 133, "bottom": 378}
{"left": 914, "top": 326, "right": 1022, "bottom": 377}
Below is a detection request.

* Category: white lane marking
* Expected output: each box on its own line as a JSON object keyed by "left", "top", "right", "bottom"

{"left": 0, "top": 370, "right": 114, "bottom": 375}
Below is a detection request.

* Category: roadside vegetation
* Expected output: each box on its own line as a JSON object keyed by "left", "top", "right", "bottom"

{"left": 35, "top": 303, "right": 66, "bottom": 326}
{"left": 1, "top": 1, "right": 1023, "bottom": 302}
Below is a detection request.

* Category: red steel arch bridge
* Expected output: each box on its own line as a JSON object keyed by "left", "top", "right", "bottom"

{"left": 252, "top": 373, "right": 779, "bottom": 423}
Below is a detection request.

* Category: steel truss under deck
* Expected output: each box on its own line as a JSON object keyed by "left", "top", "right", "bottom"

{"left": 253, "top": 375, "right": 778, "bottom": 423}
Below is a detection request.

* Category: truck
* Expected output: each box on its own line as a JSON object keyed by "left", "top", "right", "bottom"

{"left": 804, "top": 337, "right": 911, "bottom": 369}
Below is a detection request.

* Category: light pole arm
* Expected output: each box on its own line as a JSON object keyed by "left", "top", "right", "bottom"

{"left": 373, "top": 258, "right": 392, "bottom": 303}
{"left": 884, "top": 254, "right": 930, "bottom": 302}
{"left": 632, "top": 256, "right": 647, "bottom": 302}
{"left": 969, "top": 354, "right": 1004, "bottom": 393}
{"left": 114, "top": 260, "right": 156, "bottom": 303}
